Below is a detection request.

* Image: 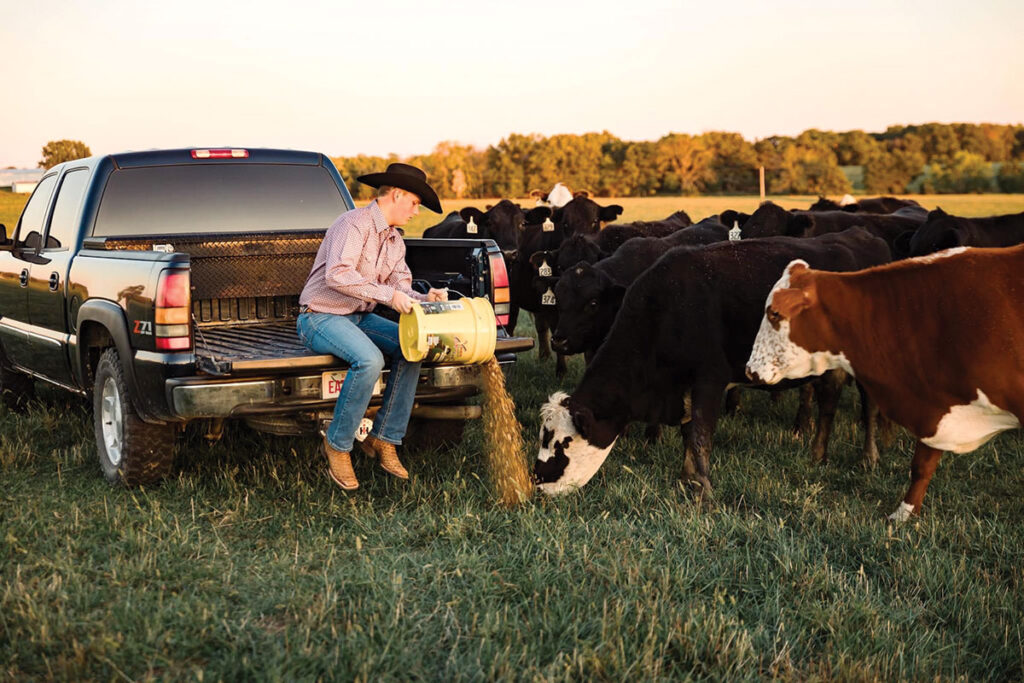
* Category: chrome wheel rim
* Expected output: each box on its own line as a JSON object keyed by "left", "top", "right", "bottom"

{"left": 100, "top": 376, "right": 124, "bottom": 467}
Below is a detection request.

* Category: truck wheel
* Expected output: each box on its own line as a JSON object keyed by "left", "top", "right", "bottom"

{"left": 404, "top": 418, "right": 467, "bottom": 452}
{"left": 93, "top": 348, "right": 176, "bottom": 486}
{"left": 0, "top": 360, "right": 34, "bottom": 413}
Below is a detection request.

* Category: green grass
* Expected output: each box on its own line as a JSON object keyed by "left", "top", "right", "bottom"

{"left": 0, "top": 189, "right": 28, "bottom": 233}
{"left": 3, "top": 315, "right": 1024, "bottom": 679}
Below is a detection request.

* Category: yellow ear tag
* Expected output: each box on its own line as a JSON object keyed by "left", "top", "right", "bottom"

{"left": 542, "top": 217, "right": 554, "bottom": 232}
{"left": 539, "top": 260, "right": 552, "bottom": 277}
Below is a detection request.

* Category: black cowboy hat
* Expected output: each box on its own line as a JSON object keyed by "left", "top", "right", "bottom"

{"left": 356, "top": 163, "right": 442, "bottom": 213}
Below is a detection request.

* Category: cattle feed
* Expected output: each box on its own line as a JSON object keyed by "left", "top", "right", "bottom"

{"left": 922, "top": 389, "right": 1020, "bottom": 453}
{"left": 535, "top": 392, "right": 617, "bottom": 495}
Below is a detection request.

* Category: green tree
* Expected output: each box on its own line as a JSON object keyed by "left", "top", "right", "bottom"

{"left": 925, "top": 151, "right": 995, "bottom": 193}
{"left": 863, "top": 136, "right": 926, "bottom": 193}
{"left": 701, "top": 132, "right": 758, "bottom": 193}
{"left": 655, "top": 133, "right": 714, "bottom": 195}
{"left": 835, "top": 130, "right": 880, "bottom": 166}
{"left": 997, "top": 161, "right": 1024, "bottom": 193}
{"left": 38, "top": 139, "right": 91, "bottom": 169}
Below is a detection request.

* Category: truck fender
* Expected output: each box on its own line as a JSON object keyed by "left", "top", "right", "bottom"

{"left": 74, "top": 299, "right": 156, "bottom": 422}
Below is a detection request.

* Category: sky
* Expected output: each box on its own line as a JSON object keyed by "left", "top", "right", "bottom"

{"left": 1, "top": 0, "right": 1021, "bottom": 168}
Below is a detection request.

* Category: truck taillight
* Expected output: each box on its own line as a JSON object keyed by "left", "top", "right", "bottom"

{"left": 155, "top": 269, "right": 191, "bottom": 351}
{"left": 191, "top": 149, "right": 249, "bottom": 159}
{"left": 488, "top": 252, "right": 511, "bottom": 326}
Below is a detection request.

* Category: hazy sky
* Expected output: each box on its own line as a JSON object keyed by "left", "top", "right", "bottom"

{"left": 2, "top": 0, "right": 1021, "bottom": 168}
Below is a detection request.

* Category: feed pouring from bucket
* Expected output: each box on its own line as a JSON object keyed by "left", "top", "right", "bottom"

{"left": 399, "top": 298, "right": 532, "bottom": 505}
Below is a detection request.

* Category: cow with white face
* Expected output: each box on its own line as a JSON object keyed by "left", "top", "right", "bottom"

{"left": 533, "top": 228, "right": 892, "bottom": 497}
{"left": 534, "top": 392, "right": 619, "bottom": 494}
{"left": 746, "top": 245, "right": 1024, "bottom": 521}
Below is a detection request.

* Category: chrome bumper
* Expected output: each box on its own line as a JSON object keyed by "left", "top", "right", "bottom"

{"left": 167, "top": 363, "right": 489, "bottom": 419}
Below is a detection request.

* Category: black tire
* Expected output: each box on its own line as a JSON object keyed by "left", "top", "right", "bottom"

{"left": 404, "top": 417, "right": 467, "bottom": 451}
{"left": 0, "top": 357, "right": 34, "bottom": 413}
{"left": 93, "top": 348, "right": 176, "bottom": 486}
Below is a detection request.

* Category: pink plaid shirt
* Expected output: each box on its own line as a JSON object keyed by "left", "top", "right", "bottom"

{"left": 299, "top": 201, "right": 427, "bottom": 315}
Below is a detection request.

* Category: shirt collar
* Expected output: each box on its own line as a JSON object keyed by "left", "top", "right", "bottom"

{"left": 369, "top": 200, "right": 391, "bottom": 234}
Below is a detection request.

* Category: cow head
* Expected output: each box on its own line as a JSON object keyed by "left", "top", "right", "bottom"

{"left": 458, "top": 200, "right": 524, "bottom": 253}
{"left": 740, "top": 202, "right": 793, "bottom": 239}
{"left": 718, "top": 210, "right": 751, "bottom": 231}
{"left": 557, "top": 197, "right": 624, "bottom": 237}
{"left": 556, "top": 234, "right": 605, "bottom": 271}
{"left": 908, "top": 208, "right": 965, "bottom": 257}
{"left": 746, "top": 260, "right": 852, "bottom": 385}
{"left": 551, "top": 262, "right": 625, "bottom": 354}
{"left": 534, "top": 392, "right": 617, "bottom": 495}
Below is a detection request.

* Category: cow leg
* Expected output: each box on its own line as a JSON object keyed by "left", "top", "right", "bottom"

{"left": 534, "top": 313, "right": 551, "bottom": 360}
{"left": 809, "top": 371, "right": 844, "bottom": 464}
{"left": 793, "top": 383, "right": 815, "bottom": 436}
{"left": 583, "top": 349, "right": 596, "bottom": 366}
{"left": 890, "top": 441, "right": 944, "bottom": 522}
{"left": 507, "top": 305, "right": 520, "bottom": 336}
{"left": 555, "top": 352, "right": 567, "bottom": 378}
{"left": 857, "top": 382, "right": 881, "bottom": 470}
{"left": 681, "top": 382, "right": 723, "bottom": 500}
{"left": 643, "top": 423, "right": 662, "bottom": 442}
{"left": 723, "top": 387, "right": 742, "bottom": 416}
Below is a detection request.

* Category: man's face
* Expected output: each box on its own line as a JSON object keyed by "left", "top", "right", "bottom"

{"left": 390, "top": 189, "right": 421, "bottom": 227}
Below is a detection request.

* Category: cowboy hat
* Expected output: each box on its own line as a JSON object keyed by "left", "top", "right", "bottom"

{"left": 356, "top": 163, "right": 442, "bottom": 213}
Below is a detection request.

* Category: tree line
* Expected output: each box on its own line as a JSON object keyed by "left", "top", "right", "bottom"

{"left": 332, "top": 123, "right": 1024, "bottom": 200}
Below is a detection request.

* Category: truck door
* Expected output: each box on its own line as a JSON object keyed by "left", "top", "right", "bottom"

{"left": 26, "top": 167, "right": 91, "bottom": 385}
{"left": 0, "top": 173, "right": 58, "bottom": 370}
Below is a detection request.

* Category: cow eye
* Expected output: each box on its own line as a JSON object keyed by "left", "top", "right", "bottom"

{"left": 587, "top": 299, "right": 598, "bottom": 310}
{"left": 766, "top": 308, "right": 781, "bottom": 324}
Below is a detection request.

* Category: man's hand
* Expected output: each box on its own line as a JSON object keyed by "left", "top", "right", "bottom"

{"left": 426, "top": 288, "right": 449, "bottom": 302}
{"left": 391, "top": 289, "right": 415, "bottom": 314}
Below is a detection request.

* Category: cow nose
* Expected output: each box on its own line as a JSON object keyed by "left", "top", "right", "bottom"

{"left": 745, "top": 366, "right": 761, "bottom": 383}
{"left": 551, "top": 336, "right": 568, "bottom": 352}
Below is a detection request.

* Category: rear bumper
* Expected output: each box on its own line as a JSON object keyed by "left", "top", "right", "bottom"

{"left": 167, "top": 362, "right": 494, "bottom": 420}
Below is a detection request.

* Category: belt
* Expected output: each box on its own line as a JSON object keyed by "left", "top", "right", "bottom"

{"left": 299, "top": 304, "right": 318, "bottom": 314}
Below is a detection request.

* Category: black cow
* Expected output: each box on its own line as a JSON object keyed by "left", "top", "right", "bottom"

{"left": 905, "top": 208, "right": 1024, "bottom": 257}
{"left": 507, "top": 207, "right": 570, "bottom": 376}
{"left": 422, "top": 199, "right": 524, "bottom": 255}
{"left": 533, "top": 228, "right": 892, "bottom": 496}
{"left": 740, "top": 201, "right": 925, "bottom": 255}
{"left": 808, "top": 196, "right": 923, "bottom": 213}
{"left": 556, "top": 196, "right": 624, "bottom": 238}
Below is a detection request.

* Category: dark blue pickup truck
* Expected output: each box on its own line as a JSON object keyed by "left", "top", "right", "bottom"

{"left": 0, "top": 148, "right": 530, "bottom": 485}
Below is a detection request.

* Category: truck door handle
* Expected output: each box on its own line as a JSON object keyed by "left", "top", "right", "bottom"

{"left": 49, "top": 272, "right": 60, "bottom": 291}
{"left": 19, "top": 269, "right": 28, "bottom": 287}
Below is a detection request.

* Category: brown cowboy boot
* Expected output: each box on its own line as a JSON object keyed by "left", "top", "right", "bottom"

{"left": 321, "top": 436, "right": 358, "bottom": 490}
{"left": 359, "top": 434, "right": 409, "bottom": 480}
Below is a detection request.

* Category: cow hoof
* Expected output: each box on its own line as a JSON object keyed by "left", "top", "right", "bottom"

{"left": 887, "top": 501, "right": 915, "bottom": 523}
{"left": 860, "top": 451, "right": 879, "bottom": 471}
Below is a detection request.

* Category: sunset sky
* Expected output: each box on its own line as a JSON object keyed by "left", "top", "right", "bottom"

{"left": 2, "top": 0, "right": 1021, "bottom": 168}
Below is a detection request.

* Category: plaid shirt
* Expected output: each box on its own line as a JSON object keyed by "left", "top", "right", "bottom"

{"left": 299, "top": 201, "right": 426, "bottom": 315}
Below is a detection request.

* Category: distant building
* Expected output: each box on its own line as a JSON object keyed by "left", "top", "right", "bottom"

{"left": 0, "top": 169, "right": 44, "bottom": 193}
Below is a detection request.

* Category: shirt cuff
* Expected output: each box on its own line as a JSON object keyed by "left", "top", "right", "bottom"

{"left": 375, "top": 284, "right": 396, "bottom": 306}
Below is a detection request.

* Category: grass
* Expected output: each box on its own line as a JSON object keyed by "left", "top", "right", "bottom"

{"left": 3, "top": 315, "right": 1024, "bottom": 679}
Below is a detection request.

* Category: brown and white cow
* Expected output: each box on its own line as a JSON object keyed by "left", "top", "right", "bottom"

{"left": 745, "top": 244, "right": 1024, "bottom": 521}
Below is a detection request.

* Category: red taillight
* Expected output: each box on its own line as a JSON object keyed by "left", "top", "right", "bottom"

{"left": 488, "top": 252, "right": 511, "bottom": 326}
{"left": 191, "top": 149, "right": 249, "bottom": 159}
{"left": 155, "top": 269, "right": 191, "bottom": 351}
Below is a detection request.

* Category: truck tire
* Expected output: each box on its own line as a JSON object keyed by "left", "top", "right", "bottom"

{"left": 93, "top": 348, "right": 176, "bottom": 486}
{"left": 404, "top": 417, "right": 467, "bottom": 452}
{"left": 0, "top": 359, "right": 34, "bottom": 413}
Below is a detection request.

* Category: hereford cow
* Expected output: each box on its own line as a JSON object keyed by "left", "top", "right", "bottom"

{"left": 905, "top": 208, "right": 1024, "bottom": 257}
{"left": 533, "top": 228, "right": 892, "bottom": 496}
{"left": 745, "top": 244, "right": 1024, "bottom": 521}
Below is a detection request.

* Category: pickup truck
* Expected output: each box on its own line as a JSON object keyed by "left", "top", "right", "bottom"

{"left": 0, "top": 148, "right": 532, "bottom": 486}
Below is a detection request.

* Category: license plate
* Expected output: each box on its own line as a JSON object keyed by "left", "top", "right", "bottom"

{"left": 321, "top": 371, "right": 384, "bottom": 400}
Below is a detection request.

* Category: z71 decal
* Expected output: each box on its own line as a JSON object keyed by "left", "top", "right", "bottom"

{"left": 133, "top": 320, "right": 153, "bottom": 335}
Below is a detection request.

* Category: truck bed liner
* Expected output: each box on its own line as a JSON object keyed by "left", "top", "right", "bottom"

{"left": 194, "top": 321, "right": 333, "bottom": 374}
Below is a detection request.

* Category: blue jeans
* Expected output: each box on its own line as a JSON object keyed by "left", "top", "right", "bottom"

{"left": 296, "top": 311, "right": 422, "bottom": 452}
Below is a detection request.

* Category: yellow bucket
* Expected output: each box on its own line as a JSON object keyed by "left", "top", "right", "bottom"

{"left": 399, "top": 298, "right": 497, "bottom": 364}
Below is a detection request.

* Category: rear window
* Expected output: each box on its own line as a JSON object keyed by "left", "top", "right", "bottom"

{"left": 93, "top": 163, "right": 347, "bottom": 236}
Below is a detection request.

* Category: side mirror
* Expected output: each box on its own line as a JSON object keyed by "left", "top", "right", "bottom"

{"left": 0, "top": 224, "right": 12, "bottom": 252}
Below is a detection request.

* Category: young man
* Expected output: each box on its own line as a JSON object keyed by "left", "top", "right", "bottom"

{"left": 297, "top": 163, "right": 448, "bottom": 490}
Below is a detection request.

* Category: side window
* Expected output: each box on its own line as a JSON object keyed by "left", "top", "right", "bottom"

{"left": 44, "top": 169, "right": 90, "bottom": 251}
{"left": 15, "top": 174, "right": 58, "bottom": 251}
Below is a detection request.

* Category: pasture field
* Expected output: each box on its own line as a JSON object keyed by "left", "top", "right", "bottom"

{"left": 3, "top": 315, "right": 1024, "bottom": 680}
{"left": 4, "top": 190, "right": 1024, "bottom": 237}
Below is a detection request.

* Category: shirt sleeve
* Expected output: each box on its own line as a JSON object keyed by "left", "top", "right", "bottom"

{"left": 324, "top": 217, "right": 395, "bottom": 305}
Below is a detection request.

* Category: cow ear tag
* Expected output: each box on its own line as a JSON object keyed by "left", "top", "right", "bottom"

{"left": 729, "top": 220, "right": 742, "bottom": 241}
{"left": 542, "top": 217, "right": 555, "bottom": 232}
{"left": 467, "top": 216, "right": 478, "bottom": 234}
{"left": 542, "top": 288, "right": 557, "bottom": 306}
{"left": 539, "top": 260, "right": 552, "bottom": 277}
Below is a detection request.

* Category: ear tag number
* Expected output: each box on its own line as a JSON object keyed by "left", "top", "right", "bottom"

{"left": 539, "top": 260, "right": 552, "bottom": 277}
{"left": 542, "top": 288, "right": 556, "bottom": 306}
{"left": 542, "top": 217, "right": 554, "bottom": 232}
{"left": 729, "top": 221, "right": 742, "bottom": 241}
{"left": 466, "top": 216, "right": 478, "bottom": 234}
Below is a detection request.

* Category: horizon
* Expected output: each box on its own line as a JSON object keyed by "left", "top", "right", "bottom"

{"left": 2, "top": 0, "right": 1021, "bottom": 168}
